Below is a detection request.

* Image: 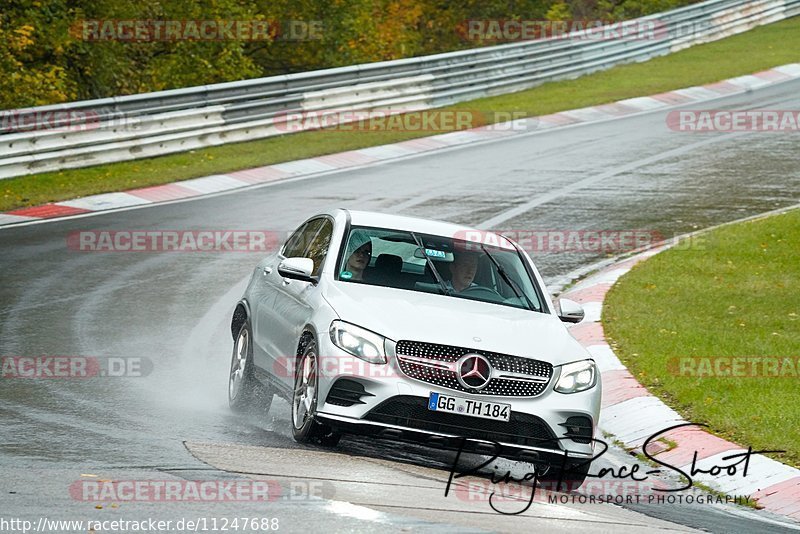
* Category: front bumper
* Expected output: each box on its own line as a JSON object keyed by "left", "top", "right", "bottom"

{"left": 315, "top": 332, "right": 601, "bottom": 461}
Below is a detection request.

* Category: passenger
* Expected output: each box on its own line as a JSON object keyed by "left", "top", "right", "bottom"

{"left": 446, "top": 251, "right": 479, "bottom": 292}
{"left": 343, "top": 230, "right": 372, "bottom": 281}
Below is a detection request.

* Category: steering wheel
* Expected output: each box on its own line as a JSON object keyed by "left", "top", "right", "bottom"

{"left": 457, "top": 285, "right": 504, "bottom": 300}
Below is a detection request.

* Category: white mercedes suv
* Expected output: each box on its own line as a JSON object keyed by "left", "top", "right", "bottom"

{"left": 228, "top": 209, "right": 600, "bottom": 483}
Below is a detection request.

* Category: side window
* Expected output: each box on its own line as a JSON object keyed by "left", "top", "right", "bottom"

{"left": 306, "top": 219, "right": 333, "bottom": 276}
{"left": 280, "top": 218, "right": 332, "bottom": 276}
{"left": 283, "top": 219, "right": 324, "bottom": 258}
{"left": 282, "top": 222, "right": 310, "bottom": 258}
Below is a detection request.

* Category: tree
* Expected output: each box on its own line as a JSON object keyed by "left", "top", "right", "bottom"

{"left": 0, "top": 0, "right": 704, "bottom": 110}
{"left": 0, "top": 1, "right": 78, "bottom": 108}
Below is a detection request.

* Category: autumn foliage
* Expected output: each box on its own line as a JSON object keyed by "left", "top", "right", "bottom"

{"left": 0, "top": 0, "right": 701, "bottom": 109}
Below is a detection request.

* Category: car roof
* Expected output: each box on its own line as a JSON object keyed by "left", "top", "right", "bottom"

{"left": 342, "top": 209, "right": 514, "bottom": 247}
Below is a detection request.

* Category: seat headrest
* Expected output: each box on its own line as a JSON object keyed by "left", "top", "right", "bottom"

{"left": 375, "top": 254, "right": 402, "bottom": 272}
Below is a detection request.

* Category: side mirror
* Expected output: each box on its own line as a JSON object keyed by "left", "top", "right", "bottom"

{"left": 557, "top": 298, "right": 585, "bottom": 324}
{"left": 278, "top": 257, "right": 317, "bottom": 284}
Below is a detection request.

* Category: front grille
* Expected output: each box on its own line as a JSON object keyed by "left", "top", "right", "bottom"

{"left": 364, "top": 396, "right": 559, "bottom": 449}
{"left": 395, "top": 340, "right": 552, "bottom": 397}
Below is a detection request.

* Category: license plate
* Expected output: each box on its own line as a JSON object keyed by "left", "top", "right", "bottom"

{"left": 428, "top": 392, "right": 510, "bottom": 422}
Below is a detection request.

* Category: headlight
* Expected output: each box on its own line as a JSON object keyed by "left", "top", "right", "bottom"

{"left": 554, "top": 360, "right": 597, "bottom": 394}
{"left": 329, "top": 321, "right": 387, "bottom": 364}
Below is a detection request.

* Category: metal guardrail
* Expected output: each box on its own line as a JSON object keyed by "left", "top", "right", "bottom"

{"left": 1, "top": 0, "right": 798, "bottom": 179}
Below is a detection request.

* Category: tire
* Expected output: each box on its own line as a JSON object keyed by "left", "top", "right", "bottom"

{"left": 291, "top": 338, "right": 341, "bottom": 447}
{"left": 229, "top": 320, "right": 273, "bottom": 414}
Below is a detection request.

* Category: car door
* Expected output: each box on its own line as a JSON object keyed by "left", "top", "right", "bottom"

{"left": 252, "top": 220, "right": 314, "bottom": 373}
{"left": 266, "top": 217, "right": 334, "bottom": 389}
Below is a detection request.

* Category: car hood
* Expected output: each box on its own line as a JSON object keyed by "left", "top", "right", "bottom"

{"left": 322, "top": 282, "right": 589, "bottom": 367}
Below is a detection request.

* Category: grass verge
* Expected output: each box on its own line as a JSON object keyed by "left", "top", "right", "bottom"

{"left": 3, "top": 16, "right": 800, "bottom": 212}
{"left": 603, "top": 208, "right": 800, "bottom": 468}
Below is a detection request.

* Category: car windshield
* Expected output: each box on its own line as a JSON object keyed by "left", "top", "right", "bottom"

{"left": 336, "top": 225, "right": 545, "bottom": 313}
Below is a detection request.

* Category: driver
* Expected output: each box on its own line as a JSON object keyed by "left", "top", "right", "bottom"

{"left": 446, "top": 251, "right": 479, "bottom": 292}
{"left": 343, "top": 230, "right": 372, "bottom": 281}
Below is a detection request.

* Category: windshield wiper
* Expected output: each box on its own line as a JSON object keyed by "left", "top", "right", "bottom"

{"left": 481, "top": 245, "right": 536, "bottom": 311}
{"left": 410, "top": 232, "right": 452, "bottom": 296}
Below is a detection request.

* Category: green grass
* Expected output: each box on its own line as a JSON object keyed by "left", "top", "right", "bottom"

{"left": 3, "top": 16, "right": 800, "bottom": 212}
{"left": 603, "top": 209, "right": 800, "bottom": 468}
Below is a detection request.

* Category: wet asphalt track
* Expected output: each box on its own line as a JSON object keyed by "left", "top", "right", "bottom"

{"left": 1, "top": 78, "right": 800, "bottom": 533}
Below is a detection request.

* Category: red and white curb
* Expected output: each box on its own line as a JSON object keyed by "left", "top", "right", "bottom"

{"left": 560, "top": 246, "right": 800, "bottom": 521}
{"left": 2, "top": 63, "right": 800, "bottom": 228}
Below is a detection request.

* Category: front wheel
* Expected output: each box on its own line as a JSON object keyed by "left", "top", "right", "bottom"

{"left": 291, "top": 339, "right": 341, "bottom": 447}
